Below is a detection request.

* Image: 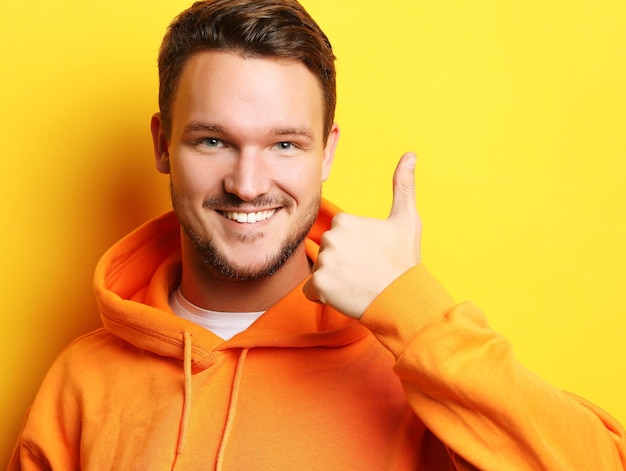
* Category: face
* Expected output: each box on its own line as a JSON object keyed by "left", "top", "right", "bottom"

{"left": 151, "top": 51, "right": 339, "bottom": 281}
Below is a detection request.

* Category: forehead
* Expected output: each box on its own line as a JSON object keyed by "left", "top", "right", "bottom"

{"left": 171, "top": 51, "right": 325, "bottom": 137}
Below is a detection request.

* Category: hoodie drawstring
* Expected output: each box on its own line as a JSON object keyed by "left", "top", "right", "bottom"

{"left": 216, "top": 348, "right": 249, "bottom": 471}
{"left": 172, "top": 331, "right": 193, "bottom": 471}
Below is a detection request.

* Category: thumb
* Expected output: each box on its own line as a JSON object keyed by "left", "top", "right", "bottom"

{"left": 389, "top": 152, "right": 417, "bottom": 220}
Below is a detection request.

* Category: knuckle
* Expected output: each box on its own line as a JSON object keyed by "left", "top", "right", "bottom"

{"left": 331, "top": 212, "right": 351, "bottom": 227}
{"left": 308, "top": 274, "right": 328, "bottom": 301}
{"left": 319, "top": 231, "right": 338, "bottom": 250}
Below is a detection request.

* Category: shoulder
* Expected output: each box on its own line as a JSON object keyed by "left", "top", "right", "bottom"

{"left": 48, "top": 328, "right": 140, "bottom": 381}
{"left": 60, "top": 328, "right": 127, "bottom": 358}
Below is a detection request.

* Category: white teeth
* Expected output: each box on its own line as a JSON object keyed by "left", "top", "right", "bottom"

{"left": 223, "top": 209, "right": 276, "bottom": 223}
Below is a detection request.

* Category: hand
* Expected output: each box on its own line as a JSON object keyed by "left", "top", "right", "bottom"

{"left": 303, "top": 152, "right": 422, "bottom": 319}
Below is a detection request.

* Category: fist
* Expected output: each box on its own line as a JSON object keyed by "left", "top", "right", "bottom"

{"left": 303, "top": 152, "right": 422, "bottom": 318}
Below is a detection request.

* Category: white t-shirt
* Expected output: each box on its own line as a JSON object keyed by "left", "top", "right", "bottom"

{"left": 169, "top": 287, "right": 265, "bottom": 340}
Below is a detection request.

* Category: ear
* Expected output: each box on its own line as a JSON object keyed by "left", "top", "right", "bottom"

{"left": 321, "top": 122, "right": 340, "bottom": 182}
{"left": 151, "top": 112, "right": 171, "bottom": 174}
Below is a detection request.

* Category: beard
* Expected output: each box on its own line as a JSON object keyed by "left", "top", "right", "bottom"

{"left": 171, "top": 182, "right": 321, "bottom": 281}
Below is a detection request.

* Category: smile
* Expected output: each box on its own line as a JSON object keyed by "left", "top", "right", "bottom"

{"left": 221, "top": 209, "right": 277, "bottom": 224}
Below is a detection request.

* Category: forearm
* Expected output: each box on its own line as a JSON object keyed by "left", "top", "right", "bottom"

{"left": 361, "top": 264, "right": 626, "bottom": 470}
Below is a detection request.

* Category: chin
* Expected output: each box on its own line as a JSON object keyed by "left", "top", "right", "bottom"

{"left": 199, "top": 239, "right": 300, "bottom": 281}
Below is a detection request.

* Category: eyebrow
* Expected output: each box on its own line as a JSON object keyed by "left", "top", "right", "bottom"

{"left": 183, "top": 122, "right": 225, "bottom": 134}
{"left": 272, "top": 127, "right": 314, "bottom": 141}
{"left": 182, "top": 121, "right": 314, "bottom": 141}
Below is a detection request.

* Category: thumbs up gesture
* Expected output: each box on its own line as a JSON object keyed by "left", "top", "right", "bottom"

{"left": 303, "top": 152, "right": 422, "bottom": 319}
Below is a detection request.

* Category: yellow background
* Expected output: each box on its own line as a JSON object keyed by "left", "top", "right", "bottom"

{"left": 2, "top": 0, "right": 625, "bottom": 463}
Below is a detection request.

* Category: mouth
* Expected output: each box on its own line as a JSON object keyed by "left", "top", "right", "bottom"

{"left": 219, "top": 209, "right": 277, "bottom": 224}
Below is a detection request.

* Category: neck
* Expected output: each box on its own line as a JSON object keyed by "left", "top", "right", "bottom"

{"left": 179, "top": 240, "right": 311, "bottom": 312}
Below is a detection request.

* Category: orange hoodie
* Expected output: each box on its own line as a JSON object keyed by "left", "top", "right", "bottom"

{"left": 10, "top": 200, "right": 626, "bottom": 470}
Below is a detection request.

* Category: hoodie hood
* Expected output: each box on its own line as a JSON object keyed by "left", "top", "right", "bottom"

{"left": 94, "top": 198, "right": 369, "bottom": 373}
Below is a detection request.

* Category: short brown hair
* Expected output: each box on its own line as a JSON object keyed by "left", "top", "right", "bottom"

{"left": 158, "top": 0, "right": 336, "bottom": 139}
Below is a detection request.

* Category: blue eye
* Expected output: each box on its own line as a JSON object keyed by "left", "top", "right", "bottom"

{"left": 276, "top": 142, "right": 294, "bottom": 151}
{"left": 202, "top": 138, "right": 223, "bottom": 148}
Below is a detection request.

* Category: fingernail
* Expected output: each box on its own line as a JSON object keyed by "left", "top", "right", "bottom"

{"left": 407, "top": 153, "right": 417, "bottom": 169}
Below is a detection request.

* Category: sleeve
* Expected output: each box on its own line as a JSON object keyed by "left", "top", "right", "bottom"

{"left": 8, "top": 351, "right": 84, "bottom": 470}
{"left": 8, "top": 409, "right": 52, "bottom": 471}
{"left": 360, "top": 264, "right": 626, "bottom": 470}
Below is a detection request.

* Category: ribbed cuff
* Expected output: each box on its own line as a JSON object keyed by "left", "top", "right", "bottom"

{"left": 359, "top": 264, "right": 456, "bottom": 359}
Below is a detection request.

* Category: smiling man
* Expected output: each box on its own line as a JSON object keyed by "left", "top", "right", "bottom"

{"left": 152, "top": 50, "right": 337, "bottom": 312}
{"left": 10, "top": 0, "right": 626, "bottom": 470}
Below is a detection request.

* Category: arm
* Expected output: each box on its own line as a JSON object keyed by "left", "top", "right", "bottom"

{"left": 8, "top": 339, "right": 87, "bottom": 471}
{"left": 304, "top": 153, "right": 626, "bottom": 470}
{"left": 8, "top": 409, "right": 55, "bottom": 471}
{"left": 362, "top": 263, "right": 626, "bottom": 469}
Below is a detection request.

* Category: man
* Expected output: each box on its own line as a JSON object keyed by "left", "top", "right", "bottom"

{"left": 10, "top": 0, "right": 626, "bottom": 469}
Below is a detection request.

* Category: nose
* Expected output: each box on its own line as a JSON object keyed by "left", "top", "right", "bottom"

{"left": 223, "top": 148, "right": 271, "bottom": 201}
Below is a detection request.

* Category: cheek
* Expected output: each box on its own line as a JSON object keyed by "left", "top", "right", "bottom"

{"left": 172, "top": 159, "right": 224, "bottom": 198}
{"left": 279, "top": 162, "right": 323, "bottom": 199}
